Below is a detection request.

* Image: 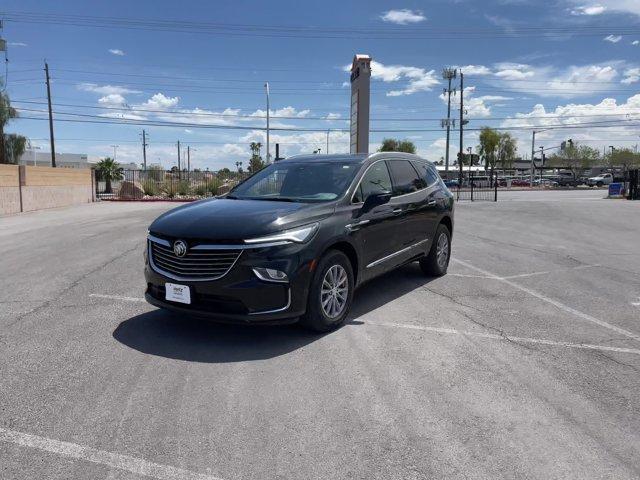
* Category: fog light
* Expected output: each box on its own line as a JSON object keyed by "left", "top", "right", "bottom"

{"left": 253, "top": 267, "right": 288, "bottom": 283}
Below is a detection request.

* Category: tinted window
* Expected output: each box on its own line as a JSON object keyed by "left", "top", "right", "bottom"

{"left": 387, "top": 160, "right": 424, "bottom": 196}
{"left": 354, "top": 162, "right": 392, "bottom": 203}
{"left": 413, "top": 161, "right": 440, "bottom": 187}
{"left": 232, "top": 161, "right": 359, "bottom": 202}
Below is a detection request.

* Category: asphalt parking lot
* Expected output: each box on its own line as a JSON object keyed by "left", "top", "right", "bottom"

{"left": 1, "top": 189, "right": 639, "bottom": 480}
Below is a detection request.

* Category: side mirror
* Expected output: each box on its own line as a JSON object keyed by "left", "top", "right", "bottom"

{"left": 362, "top": 191, "right": 391, "bottom": 213}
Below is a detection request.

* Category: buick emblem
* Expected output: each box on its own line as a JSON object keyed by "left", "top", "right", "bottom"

{"left": 173, "top": 240, "right": 188, "bottom": 257}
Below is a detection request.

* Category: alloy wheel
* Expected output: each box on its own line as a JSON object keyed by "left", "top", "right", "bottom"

{"left": 320, "top": 264, "right": 349, "bottom": 319}
{"left": 436, "top": 233, "right": 449, "bottom": 270}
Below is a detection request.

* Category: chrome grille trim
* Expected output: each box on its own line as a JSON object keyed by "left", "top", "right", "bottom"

{"left": 148, "top": 237, "right": 243, "bottom": 282}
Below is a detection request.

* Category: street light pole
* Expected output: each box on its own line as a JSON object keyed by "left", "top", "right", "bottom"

{"left": 264, "top": 82, "right": 270, "bottom": 164}
{"left": 110, "top": 144, "right": 119, "bottom": 161}
{"left": 326, "top": 129, "right": 330, "bottom": 155}
{"left": 530, "top": 130, "right": 536, "bottom": 185}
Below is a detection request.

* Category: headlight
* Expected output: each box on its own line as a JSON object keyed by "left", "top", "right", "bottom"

{"left": 244, "top": 223, "right": 319, "bottom": 245}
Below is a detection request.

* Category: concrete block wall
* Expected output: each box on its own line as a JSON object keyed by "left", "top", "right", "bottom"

{"left": 0, "top": 165, "right": 94, "bottom": 216}
{"left": 0, "top": 165, "right": 21, "bottom": 215}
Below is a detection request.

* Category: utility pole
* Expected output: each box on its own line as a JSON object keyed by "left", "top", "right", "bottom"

{"left": 458, "top": 71, "right": 465, "bottom": 186}
{"left": 187, "top": 145, "right": 191, "bottom": 172}
{"left": 264, "top": 82, "right": 270, "bottom": 164}
{"left": 530, "top": 130, "right": 536, "bottom": 185}
{"left": 442, "top": 68, "right": 457, "bottom": 172}
{"left": 326, "top": 129, "right": 330, "bottom": 155}
{"left": 110, "top": 144, "right": 119, "bottom": 161}
{"left": 177, "top": 140, "right": 181, "bottom": 179}
{"left": 141, "top": 129, "right": 148, "bottom": 170}
{"left": 44, "top": 61, "right": 56, "bottom": 167}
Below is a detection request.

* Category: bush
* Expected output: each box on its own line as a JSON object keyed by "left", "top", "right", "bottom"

{"left": 206, "top": 180, "right": 221, "bottom": 196}
{"left": 141, "top": 179, "right": 160, "bottom": 196}
{"left": 177, "top": 180, "right": 191, "bottom": 196}
{"left": 192, "top": 184, "right": 210, "bottom": 197}
{"left": 162, "top": 180, "right": 179, "bottom": 198}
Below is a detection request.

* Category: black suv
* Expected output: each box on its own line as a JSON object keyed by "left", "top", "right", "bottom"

{"left": 144, "top": 153, "right": 454, "bottom": 331}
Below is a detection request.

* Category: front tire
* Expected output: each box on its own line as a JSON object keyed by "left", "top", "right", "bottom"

{"left": 300, "top": 250, "right": 354, "bottom": 332}
{"left": 420, "top": 224, "right": 451, "bottom": 277}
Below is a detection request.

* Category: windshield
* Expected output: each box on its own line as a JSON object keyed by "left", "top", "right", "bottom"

{"left": 229, "top": 161, "right": 359, "bottom": 202}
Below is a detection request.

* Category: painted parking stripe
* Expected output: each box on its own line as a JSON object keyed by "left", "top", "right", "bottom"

{"left": 90, "top": 294, "right": 147, "bottom": 302}
{"left": 452, "top": 258, "right": 640, "bottom": 343}
{"left": 0, "top": 427, "right": 225, "bottom": 480}
{"left": 363, "top": 321, "right": 640, "bottom": 356}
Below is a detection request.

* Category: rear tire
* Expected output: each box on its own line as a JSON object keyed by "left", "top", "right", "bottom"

{"left": 420, "top": 224, "right": 451, "bottom": 277}
{"left": 300, "top": 250, "right": 354, "bottom": 332}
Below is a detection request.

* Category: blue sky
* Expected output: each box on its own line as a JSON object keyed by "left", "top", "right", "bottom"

{"left": 3, "top": 0, "right": 640, "bottom": 169}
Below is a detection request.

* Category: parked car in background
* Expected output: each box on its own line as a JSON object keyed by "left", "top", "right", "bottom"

{"left": 532, "top": 178, "right": 559, "bottom": 187}
{"left": 144, "top": 153, "right": 455, "bottom": 332}
{"left": 586, "top": 173, "right": 613, "bottom": 187}
{"left": 511, "top": 178, "right": 531, "bottom": 187}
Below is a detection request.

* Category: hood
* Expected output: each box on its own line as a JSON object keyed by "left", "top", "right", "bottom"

{"left": 149, "top": 198, "right": 335, "bottom": 241}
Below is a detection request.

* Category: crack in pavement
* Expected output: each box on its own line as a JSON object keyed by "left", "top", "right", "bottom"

{"left": 5, "top": 244, "right": 142, "bottom": 328}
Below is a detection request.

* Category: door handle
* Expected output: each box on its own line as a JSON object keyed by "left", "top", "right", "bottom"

{"left": 427, "top": 200, "right": 437, "bottom": 207}
{"left": 392, "top": 208, "right": 403, "bottom": 215}
{"left": 345, "top": 219, "right": 370, "bottom": 231}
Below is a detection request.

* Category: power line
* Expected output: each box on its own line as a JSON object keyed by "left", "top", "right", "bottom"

{"left": 3, "top": 11, "right": 639, "bottom": 40}
{"left": 13, "top": 100, "right": 640, "bottom": 123}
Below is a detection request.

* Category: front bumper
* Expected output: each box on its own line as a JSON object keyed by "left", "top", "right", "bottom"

{"left": 144, "top": 239, "right": 314, "bottom": 324}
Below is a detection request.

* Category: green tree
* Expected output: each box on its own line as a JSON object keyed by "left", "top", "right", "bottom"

{"left": 379, "top": 138, "right": 417, "bottom": 154}
{"left": 96, "top": 157, "right": 124, "bottom": 194}
{"left": 248, "top": 142, "right": 265, "bottom": 173}
{"left": 606, "top": 148, "right": 640, "bottom": 175}
{"left": 477, "top": 127, "right": 501, "bottom": 181}
{"left": 4, "top": 134, "right": 28, "bottom": 164}
{"left": 497, "top": 132, "right": 517, "bottom": 170}
{"left": 547, "top": 143, "right": 600, "bottom": 181}
{"left": 0, "top": 90, "right": 19, "bottom": 164}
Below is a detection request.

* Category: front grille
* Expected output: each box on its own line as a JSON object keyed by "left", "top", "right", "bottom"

{"left": 150, "top": 240, "right": 242, "bottom": 280}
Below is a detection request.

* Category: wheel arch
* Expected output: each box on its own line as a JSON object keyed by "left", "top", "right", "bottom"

{"left": 439, "top": 215, "right": 453, "bottom": 236}
{"left": 321, "top": 240, "right": 359, "bottom": 285}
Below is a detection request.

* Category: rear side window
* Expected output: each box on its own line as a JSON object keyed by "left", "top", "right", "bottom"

{"left": 353, "top": 162, "right": 393, "bottom": 203}
{"left": 413, "top": 161, "right": 441, "bottom": 187}
{"left": 387, "top": 160, "right": 425, "bottom": 196}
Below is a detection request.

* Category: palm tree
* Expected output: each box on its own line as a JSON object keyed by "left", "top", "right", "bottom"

{"left": 0, "top": 90, "right": 19, "bottom": 164}
{"left": 96, "top": 157, "right": 124, "bottom": 194}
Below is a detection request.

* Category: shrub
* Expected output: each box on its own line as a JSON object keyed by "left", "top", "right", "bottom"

{"left": 192, "top": 184, "right": 209, "bottom": 197}
{"left": 162, "top": 180, "right": 179, "bottom": 198}
{"left": 206, "top": 180, "right": 221, "bottom": 196}
{"left": 177, "top": 180, "right": 191, "bottom": 196}
{"left": 141, "top": 179, "right": 160, "bottom": 196}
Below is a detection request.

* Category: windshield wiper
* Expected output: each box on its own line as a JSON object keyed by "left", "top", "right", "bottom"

{"left": 225, "top": 194, "right": 239, "bottom": 199}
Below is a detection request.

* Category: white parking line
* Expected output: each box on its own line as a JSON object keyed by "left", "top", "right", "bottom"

{"left": 90, "top": 294, "right": 147, "bottom": 303}
{"left": 0, "top": 427, "right": 224, "bottom": 480}
{"left": 450, "top": 264, "right": 600, "bottom": 281}
{"left": 452, "top": 258, "right": 640, "bottom": 342}
{"left": 363, "top": 321, "right": 640, "bottom": 356}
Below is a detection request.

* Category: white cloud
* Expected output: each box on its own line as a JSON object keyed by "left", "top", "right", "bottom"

{"left": 633, "top": 40, "right": 639, "bottom": 45}
{"left": 440, "top": 86, "right": 512, "bottom": 118}
{"left": 250, "top": 106, "right": 310, "bottom": 118}
{"left": 494, "top": 62, "right": 536, "bottom": 80}
{"left": 380, "top": 9, "right": 426, "bottom": 25}
{"left": 499, "top": 93, "right": 640, "bottom": 153}
{"left": 604, "top": 35, "right": 622, "bottom": 43}
{"left": 78, "top": 83, "right": 141, "bottom": 95}
{"left": 108, "top": 49, "right": 125, "bottom": 56}
{"left": 342, "top": 60, "right": 440, "bottom": 96}
{"left": 457, "top": 65, "right": 492, "bottom": 76}
{"left": 240, "top": 130, "right": 350, "bottom": 158}
{"left": 325, "top": 113, "right": 341, "bottom": 120}
{"left": 139, "top": 93, "right": 180, "bottom": 110}
{"left": 621, "top": 68, "right": 640, "bottom": 84}
{"left": 568, "top": 0, "right": 640, "bottom": 17}
{"left": 8, "top": 42, "right": 28, "bottom": 47}
{"left": 570, "top": 4, "right": 606, "bottom": 15}
{"left": 98, "top": 94, "right": 126, "bottom": 106}
{"left": 486, "top": 61, "right": 626, "bottom": 98}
